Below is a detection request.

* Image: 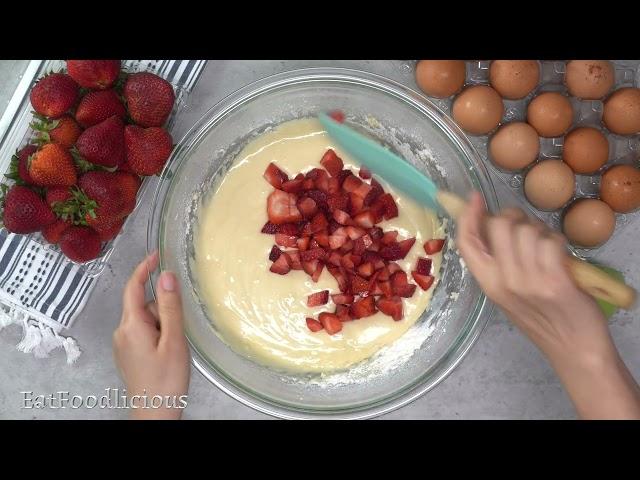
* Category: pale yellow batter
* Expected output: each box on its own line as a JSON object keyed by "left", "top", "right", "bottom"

{"left": 194, "top": 119, "right": 443, "bottom": 373}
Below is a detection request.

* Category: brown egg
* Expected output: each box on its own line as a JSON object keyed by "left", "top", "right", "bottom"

{"left": 415, "top": 60, "right": 466, "bottom": 98}
{"left": 452, "top": 85, "right": 504, "bottom": 135}
{"left": 489, "top": 122, "right": 539, "bottom": 171}
{"left": 489, "top": 60, "right": 540, "bottom": 100}
{"left": 565, "top": 60, "right": 615, "bottom": 100}
{"left": 562, "top": 199, "right": 616, "bottom": 247}
{"left": 562, "top": 127, "right": 609, "bottom": 174}
{"left": 524, "top": 160, "right": 575, "bottom": 211}
{"left": 527, "top": 92, "right": 574, "bottom": 137}
{"left": 602, "top": 88, "right": 640, "bottom": 135}
{"left": 600, "top": 164, "right": 640, "bottom": 213}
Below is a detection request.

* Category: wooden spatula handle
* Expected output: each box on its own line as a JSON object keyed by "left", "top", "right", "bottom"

{"left": 436, "top": 191, "right": 637, "bottom": 309}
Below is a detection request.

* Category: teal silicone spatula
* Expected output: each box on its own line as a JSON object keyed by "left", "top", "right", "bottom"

{"left": 317, "top": 112, "right": 636, "bottom": 310}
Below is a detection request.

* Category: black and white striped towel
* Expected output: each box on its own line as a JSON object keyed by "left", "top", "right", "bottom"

{"left": 0, "top": 59, "right": 207, "bottom": 362}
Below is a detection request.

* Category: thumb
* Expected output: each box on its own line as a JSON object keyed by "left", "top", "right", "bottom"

{"left": 155, "top": 271, "right": 186, "bottom": 347}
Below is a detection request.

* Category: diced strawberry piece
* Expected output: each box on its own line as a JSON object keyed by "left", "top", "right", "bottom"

{"left": 396, "top": 283, "right": 416, "bottom": 298}
{"left": 341, "top": 253, "right": 362, "bottom": 271}
{"left": 327, "top": 192, "right": 350, "bottom": 212}
{"left": 297, "top": 237, "right": 310, "bottom": 251}
{"left": 381, "top": 231, "right": 399, "bottom": 245}
{"left": 348, "top": 192, "right": 364, "bottom": 216}
{"left": 378, "top": 280, "right": 393, "bottom": 297}
{"left": 261, "top": 221, "right": 279, "bottom": 234}
{"left": 263, "top": 162, "right": 288, "bottom": 189}
{"left": 387, "top": 262, "right": 402, "bottom": 274}
{"left": 379, "top": 243, "right": 402, "bottom": 261}
{"left": 354, "top": 182, "right": 372, "bottom": 199}
{"left": 275, "top": 233, "right": 298, "bottom": 248}
{"left": 302, "top": 259, "right": 319, "bottom": 276}
{"left": 327, "top": 266, "right": 349, "bottom": 292}
{"left": 314, "top": 169, "right": 330, "bottom": 192}
{"left": 320, "top": 149, "right": 344, "bottom": 177}
{"left": 269, "top": 245, "right": 282, "bottom": 262}
{"left": 296, "top": 197, "right": 318, "bottom": 219}
{"left": 353, "top": 210, "right": 375, "bottom": 228}
{"left": 398, "top": 238, "right": 416, "bottom": 258}
{"left": 307, "top": 290, "right": 329, "bottom": 307}
{"left": 267, "top": 190, "right": 302, "bottom": 224}
{"left": 364, "top": 178, "right": 384, "bottom": 206}
{"left": 377, "top": 296, "right": 403, "bottom": 321}
{"left": 379, "top": 193, "right": 399, "bottom": 220}
{"left": 306, "top": 318, "right": 324, "bottom": 332}
{"left": 424, "top": 239, "right": 446, "bottom": 255}
{"left": 343, "top": 175, "right": 362, "bottom": 193}
{"left": 329, "top": 227, "right": 348, "bottom": 250}
{"left": 305, "top": 168, "right": 324, "bottom": 180}
{"left": 311, "top": 262, "right": 324, "bottom": 282}
{"left": 328, "top": 251, "right": 342, "bottom": 266}
{"left": 327, "top": 177, "right": 341, "bottom": 194}
{"left": 391, "top": 271, "right": 417, "bottom": 298}
{"left": 332, "top": 293, "right": 354, "bottom": 305}
{"left": 269, "top": 254, "right": 291, "bottom": 275}
{"left": 350, "top": 296, "right": 377, "bottom": 319}
{"left": 357, "top": 262, "right": 374, "bottom": 278}
{"left": 332, "top": 209, "right": 351, "bottom": 225}
{"left": 350, "top": 275, "right": 370, "bottom": 296}
{"left": 374, "top": 259, "right": 386, "bottom": 270}
{"left": 337, "top": 170, "right": 353, "bottom": 185}
{"left": 328, "top": 110, "right": 345, "bottom": 123}
{"left": 309, "top": 212, "right": 329, "bottom": 234}
{"left": 376, "top": 266, "right": 390, "bottom": 281}
{"left": 412, "top": 272, "right": 435, "bottom": 291}
{"left": 335, "top": 305, "right": 352, "bottom": 322}
{"left": 340, "top": 240, "right": 354, "bottom": 253}
{"left": 282, "top": 178, "right": 304, "bottom": 193}
{"left": 303, "top": 178, "right": 315, "bottom": 190}
{"left": 368, "top": 240, "right": 380, "bottom": 252}
{"left": 288, "top": 251, "right": 303, "bottom": 270}
{"left": 371, "top": 283, "right": 383, "bottom": 296}
{"left": 344, "top": 225, "right": 365, "bottom": 240}
{"left": 415, "top": 258, "right": 433, "bottom": 276}
{"left": 362, "top": 250, "right": 382, "bottom": 264}
{"left": 305, "top": 190, "right": 328, "bottom": 210}
{"left": 277, "top": 223, "right": 298, "bottom": 236}
{"left": 319, "top": 312, "right": 342, "bottom": 334}
{"left": 301, "top": 247, "right": 327, "bottom": 262}
{"left": 328, "top": 219, "right": 342, "bottom": 234}
{"left": 314, "top": 231, "right": 330, "bottom": 247}
{"left": 352, "top": 234, "right": 373, "bottom": 256}
{"left": 359, "top": 167, "right": 371, "bottom": 179}
{"left": 369, "top": 226, "right": 384, "bottom": 241}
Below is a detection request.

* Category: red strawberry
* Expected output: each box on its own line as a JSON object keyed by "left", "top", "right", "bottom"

{"left": 66, "top": 60, "right": 121, "bottom": 90}
{"left": 30, "top": 73, "right": 79, "bottom": 119}
{"left": 123, "top": 125, "right": 173, "bottom": 176}
{"left": 45, "top": 186, "right": 72, "bottom": 208}
{"left": 307, "top": 290, "right": 329, "bottom": 307}
{"left": 318, "top": 312, "right": 342, "bottom": 334}
{"left": 263, "top": 162, "right": 288, "bottom": 189}
{"left": 267, "top": 189, "right": 302, "bottom": 224}
{"left": 327, "top": 192, "right": 349, "bottom": 212}
{"left": 268, "top": 245, "right": 282, "bottom": 262}
{"left": 342, "top": 175, "right": 363, "bottom": 193}
{"left": 350, "top": 296, "right": 377, "bottom": 319}
{"left": 270, "top": 254, "right": 291, "bottom": 275}
{"left": 28, "top": 143, "right": 77, "bottom": 187}
{"left": 376, "top": 193, "right": 398, "bottom": 220}
{"left": 377, "top": 296, "right": 403, "bottom": 321}
{"left": 90, "top": 215, "right": 125, "bottom": 242}
{"left": 332, "top": 209, "right": 351, "bottom": 225}
{"left": 59, "top": 226, "right": 101, "bottom": 263}
{"left": 364, "top": 179, "right": 384, "bottom": 206}
{"left": 16, "top": 145, "right": 38, "bottom": 184}
{"left": 328, "top": 110, "right": 345, "bottom": 123}
{"left": 306, "top": 317, "right": 324, "bottom": 332}
{"left": 353, "top": 210, "right": 375, "bottom": 228}
{"left": 415, "top": 258, "right": 433, "bottom": 276}
{"left": 282, "top": 177, "right": 304, "bottom": 193}
{"left": 335, "top": 305, "right": 352, "bottom": 322}
{"left": 79, "top": 171, "right": 138, "bottom": 221}
{"left": 123, "top": 72, "right": 175, "bottom": 127}
{"left": 424, "top": 238, "right": 446, "bottom": 255}
{"left": 357, "top": 262, "right": 375, "bottom": 278}
{"left": 320, "top": 149, "right": 344, "bottom": 177}
{"left": 296, "top": 197, "right": 318, "bottom": 219}
{"left": 412, "top": 272, "right": 435, "bottom": 291}
{"left": 41, "top": 219, "right": 71, "bottom": 244}
{"left": 332, "top": 293, "right": 354, "bottom": 305}
{"left": 76, "top": 115, "right": 125, "bottom": 167}
{"left": 261, "top": 221, "right": 279, "bottom": 234}
{"left": 275, "top": 233, "right": 297, "bottom": 248}
{"left": 359, "top": 167, "right": 371, "bottom": 179}
{"left": 31, "top": 115, "right": 82, "bottom": 148}
{"left": 1, "top": 186, "right": 56, "bottom": 233}
{"left": 75, "top": 89, "right": 126, "bottom": 128}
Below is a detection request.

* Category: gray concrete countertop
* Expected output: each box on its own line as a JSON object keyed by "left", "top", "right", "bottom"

{"left": 0, "top": 60, "right": 638, "bottom": 419}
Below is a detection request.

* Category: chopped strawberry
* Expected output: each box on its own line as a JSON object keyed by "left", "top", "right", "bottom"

{"left": 369, "top": 226, "right": 384, "bottom": 241}
{"left": 368, "top": 240, "right": 381, "bottom": 252}
{"left": 269, "top": 254, "right": 291, "bottom": 275}
{"left": 319, "top": 312, "right": 342, "bottom": 334}
{"left": 398, "top": 238, "right": 416, "bottom": 258}
{"left": 314, "top": 169, "right": 330, "bottom": 192}
{"left": 357, "top": 262, "right": 375, "bottom": 278}
{"left": 377, "top": 296, "right": 403, "bottom": 321}
{"left": 396, "top": 283, "right": 416, "bottom": 298}
{"left": 415, "top": 258, "right": 433, "bottom": 276}
{"left": 327, "top": 192, "right": 349, "bottom": 212}
{"left": 328, "top": 110, "right": 345, "bottom": 123}
{"left": 352, "top": 210, "right": 375, "bottom": 229}
{"left": 378, "top": 280, "right": 393, "bottom": 297}
{"left": 387, "top": 262, "right": 402, "bottom": 274}
{"left": 327, "top": 177, "right": 341, "bottom": 194}
{"left": 281, "top": 178, "right": 304, "bottom": 193}
{"left": 329, "top": 227, "right": 348, "bottom": 250}
{"left": 342, "top": 175, "right": 363, "bottom": 193}
{"left": 350, "top": 296, "right": 377, "bottom": 319}
{"left": 302, "top": 259, "right": 319, "bottom": 276}
{"left": 263, "top": 162, "right": 288, "bottom": 189}
{"left": 424, "top": 239, "right": 446, "bottom": 255}
{"left": 328, "top": 219, "right": 342, "bottom": 234}
{"left": 359, "top": 167, "right": 371, "bottom": 179}
{"left": 307, "top": 290, "right": 329, "bottom": 307}
{"left": 311, "top": 262, "right": 324, "bottom": 282}
{"left": 320, "top": 149, "right": 344, "bottom": 177}
{"left": 305, "top": 168, "right": 324, "bottom": 180}
{"left": 364, "top": 178, "right": 384, "bottom": 206}
{"left": 350, "top": 275, "right": 370, "bottom": 296}
{"left": 332, "top": 294, "right": 354, "bottom": 305}
{"left": 269, "top": 245, "right": 282, "bottom": 262}
{"left": 344, "top": 225, "right": 365, "bottom": 240}
{"left": 328, "top": 251, "right": 342, "bottom": 266}
{"left": 332, "top": 209, "right": 351, "bottom": 225}
{"left": 261, "top": 221, "right": 279, "bottom": 234}
{"left": 412, "top": 272, "right": 435, "bottom": 291}
{"left": 288, "top": 251, "right": 303, "bottom": 270}
{"left": 327, "top": 266, "right": 349, "bottom": 292}
{"left": 354, "top": 182, "right": 372, "bottom": 199}
{"left": 381, "top": 231, "right": 399, "bottom": 245}
{"left": 391, "top": 271, "right": 417, "bottom": 298}
{"left": 275, "top": 233, "right": 298, "bottom": 248}
{"left": 314, "top": 231, "right": 330, "bottom": 247}
{"left": 335, "top": 305, "right": 352, "bottom": 322}
{"left": 379, "top": 243, "right": 403, "bottom": 261}
{"left": 305, "top": 189, "right": 328, "bottom": 211}
{"left": 300, "top": 247, "right": 327, "bottom": 262}
{"left": 337, "top": 170, "right": 354, "bottom": 186}
{"left": 379, "top": 193, "right": 399, "bottom": 220}
{"left": 340, "top": 239, "right": 354, "bottom": 253}
{"left": 309, "top": 212, "right": 328, "bottom": 234}
{"left": 348, "top": 192, "right": 364, "bottom": 216}
{"left": 306, "top": 317, "right": 324, "bottom": 332}
{"left": 267, "top": 190, "right": 302, "bottom": 224}
{"left": 303, "top": 178, "right": 314, "bottom": 190}
{"left": 341, "top": 253, "right": 362, "bottom": 271}
{"left": 297, "top": 237, "right": 310, "bottom": 251}
{"left": 353, "top": 234, "right": 373, "bottom": 255}
{"left": 277, "top": 223, "right": 298, "bottom": 236}
{"left": 362, "top": 250, "right": 382, "bottom": 263}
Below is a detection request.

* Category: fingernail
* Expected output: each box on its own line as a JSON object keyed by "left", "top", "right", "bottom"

{"left": 160, "top": 271, "right": 177, "bottom": 292}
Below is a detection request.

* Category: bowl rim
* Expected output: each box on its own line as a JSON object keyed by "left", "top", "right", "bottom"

{"left": 147, "top": 66, "right": 498, "bottom": 419}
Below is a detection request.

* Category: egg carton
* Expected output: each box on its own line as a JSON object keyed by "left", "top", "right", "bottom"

{"left": 0, "top": 60, "right": 190, "bottom": 277}
{"left": 416, "top": 60, "right": 640, "bottom": 257}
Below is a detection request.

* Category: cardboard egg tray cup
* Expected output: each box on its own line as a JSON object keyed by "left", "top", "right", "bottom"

{"left": 419, "top": 60, "right": 640, "bottom": 258}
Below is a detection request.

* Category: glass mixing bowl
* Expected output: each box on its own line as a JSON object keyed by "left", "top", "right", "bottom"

{"left": 147, "top": 68, "right": 498, "bottom": 419}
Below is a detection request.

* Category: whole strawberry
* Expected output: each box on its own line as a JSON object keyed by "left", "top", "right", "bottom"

{"left": 41, "top": 218, "right": 71, "bottom": 244}
{"left": 15, "top": 145, "right": 38, "bottom": 184}
{"left": 124, "top": 125, "right": 173, "bottom": 175}
{"left": 1, "top": 185, "right": 56, "bottom": 233}
{"left": 75, "top": 115, "right": 125, "bottom": 167}
{"left": 31, "top": 114, "right": 82, "bottom": 148}
{"left": 123, "top": 72, "right": 175, "bottom": 127}
{"left": 30, "top": 73, "right": 79, "bottom": 118}
{"left": 88, "top": 214, "right": 124, "bottom": 241}
{"left": 67, "top": 60, "right": 121, "bottom": 90}
{"left": 75, "top": 89, "right": 126, "bottom": 128}
{"left": 59, "top": 226, "right": 101, "bottom": 262}
{"left": 45, "top": 186, "right": 72, "bottom": 208}
{"left": 28, "top": 143, "right": 77, "bottom": 187}
{"left": 79, "top": 170, "right": 139, "bottom": 220}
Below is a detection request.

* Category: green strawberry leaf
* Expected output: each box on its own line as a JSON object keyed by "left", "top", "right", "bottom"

{"left": 52, "top": 186, "right": 97, "bottom": 226}
{"left": 4, "top": 151, "right": 26, "bottom": 186}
